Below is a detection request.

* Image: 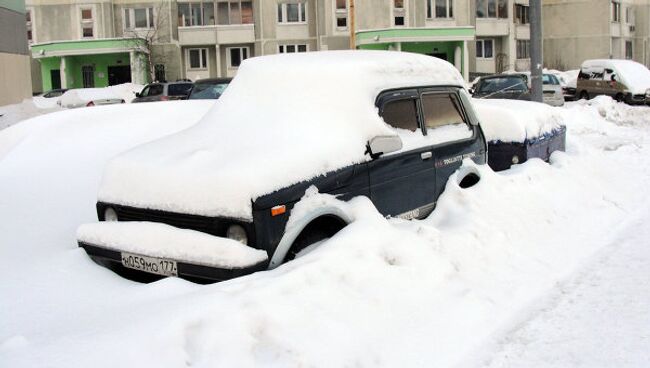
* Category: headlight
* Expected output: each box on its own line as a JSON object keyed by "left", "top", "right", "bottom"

{"left": 104, "top": 207, "right": 118, "bottom": 222}
{"left": 512, "top": 155, "right": 520, "bottom": 164}
{"left": 226, "top": 224, "right": 248, "bottom": 245}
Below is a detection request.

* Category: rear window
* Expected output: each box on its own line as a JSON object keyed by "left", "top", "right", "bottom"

{"left": 477, "top": 77, "right": 528, "bottom": 93}
{"left": 542, "top": 74, "right": 560, "bottom": 85}
{"left": 168, "top": 83, "right": 193, "bottom": 96}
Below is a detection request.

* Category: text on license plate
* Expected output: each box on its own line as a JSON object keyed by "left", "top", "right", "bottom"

{"left": 121, "top": 252, "right": 178, "bottom": 277}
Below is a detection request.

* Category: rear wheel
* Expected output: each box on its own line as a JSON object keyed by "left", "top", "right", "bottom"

{"left": 579, "top": 91, "right": 589, "bottom": 100}
{"left": 284, "top": 216, "right": 347, "bottom": 262}
{"left": 614, "top": 93, "right": 624, "bottom": 102}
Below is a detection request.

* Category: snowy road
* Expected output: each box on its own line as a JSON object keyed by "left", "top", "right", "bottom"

{"left": 481, "top": 205, "right": 650, "bottom": 368}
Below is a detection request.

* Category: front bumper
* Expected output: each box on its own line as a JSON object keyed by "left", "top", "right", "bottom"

{"left": 80, "top": 242, "right": 267, "bottom": 283}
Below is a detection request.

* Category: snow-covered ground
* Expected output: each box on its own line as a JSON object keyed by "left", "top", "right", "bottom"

{"left": 1, "top": 96, "right": 650, "bottom": 367}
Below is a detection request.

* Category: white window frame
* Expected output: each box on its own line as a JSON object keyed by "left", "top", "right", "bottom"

{"left": 277, "top": 2, "right": 308, "bottom": 24}
{"left": 278, "top": 44, "right": 309, "bottom": 53}
{"left": 476, "top": 39, "right": 494, "bottom": 59}
{"left": 187, "top": 48, "right": 209, "bottom": 70}
{"left": 392, "top": 0, "right": 407, "bottom": 27}
{"left": 124, "top": 7, "right": 155, "bottom": 31}
{"left": 334, "top": 0, "right": 348, "bottom": 31}
{"left": 516, "top": 39, "right": 530, "bottom": 59}
{"left": 612, "top": 1, "right": 621, "bottom": 22}
{"left": 427, "top": 0, "right": 453, "bottom": 19}
{"left": 625, "top": 40, "right": 633, "bottom": 59}
{"left": 515, "top": 4, "right": 529, "bottom": 24}
{"left": 217, "top": 0, "right": 253, "bottom": 25}
{"left": 179, "top": 2, "right": 217, "bottom": 27}
{"left": 79, "top": 5, "right": 95, "bottom": 39}
{"left": 26, "top": 8, "right": 35, "bottom": 44}
{"left": 226, "top": 46, "right": 250, "bottom": 69}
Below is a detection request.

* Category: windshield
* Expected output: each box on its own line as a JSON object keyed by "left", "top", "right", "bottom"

{"left": 168, "top": 83, "right": 193, "bottom": 96}
{"left": 189, "top": 83, "right": 230, "bottom": 100}
{"left": 477, "top": 77, "right": 528, "bottom": 94}
{"left": 542, "top": 74, "right": 560, "bottom": 85}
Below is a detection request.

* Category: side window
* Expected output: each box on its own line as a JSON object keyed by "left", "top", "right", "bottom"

{"left": 140, "top": 86, "right": 150, "bottom": 97}
{"left": 149, "top": 84, "right": 164, "bottom": 96}
{"left": 381, "top": 99, "right": 419, "bottom": 132}
{"left": 421, "top": 93, "right": 472, "bottom": 142}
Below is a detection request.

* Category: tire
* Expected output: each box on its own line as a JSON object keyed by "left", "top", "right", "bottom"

{"left": 579, "top": 91, "right": 589, "bottom": 100}
{"left": 283, "top": 216, "right": 346, "bottom": 263}
{"left": 614, "top": 93, "right": 624, "bottom": 102}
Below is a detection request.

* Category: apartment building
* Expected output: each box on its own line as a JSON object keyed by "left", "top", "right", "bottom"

{"left": 1, "top": 0, "right": 32, "bottom": 105}
{"left": 543, "top": 0, "right": 650, "bottom": 70}
{"left": 26, "top": 0, "right": 532, "bottom": 93}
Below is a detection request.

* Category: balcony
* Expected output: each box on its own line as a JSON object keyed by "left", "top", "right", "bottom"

{"left": 178, "top": 26, "right": 217, "bottom": 45}
{"left": 216, "top": 24, "right": 255, "bottom": 44}
{"left": 515, "top": 24, "right": 529, "bottom": 40}
{"left": 475, "top": 18, "right": 509, "bottom": 36}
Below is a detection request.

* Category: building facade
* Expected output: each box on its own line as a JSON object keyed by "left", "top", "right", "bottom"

{"left": 1, "top": 0, "right": 32, "bottom": 105}
{"left": 543, "top": 0, "right": 650, "bottom": 70}
{"left": 26, "top": 0, "right": 534, "bottom": 92}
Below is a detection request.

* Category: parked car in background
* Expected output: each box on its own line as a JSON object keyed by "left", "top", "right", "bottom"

{"left": 188, "top": 78, "right": 232, "bottom": 100}
{"left": 471, "top": 74, "right": 531, "bottom": 101}
{"left": 41, "top": 89, "right": 68, "bottom": 98}
{"left": 132, "top": 82, "right": 194, "bottom": 103}
{"left": 57, "top": 89, "right": 125, "bottom": 108}
{"left": 577, "top": 59, "right": 650, "bottom": 104}
{"left": 539, "top": 73, "right": 565, "bottom": 107}
{"left": 77, "top": 51, "right": 487, "bottom": 283}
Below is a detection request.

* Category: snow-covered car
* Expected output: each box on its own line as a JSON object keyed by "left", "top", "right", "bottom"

{"left": 58, "top": 88, "right": 125, "bottom": 108}
{"left": 77, "top": 51, "right": 488, "bottom": 283}
{"left": 577, "top": 59, "right": 650, "bottom": 105}
{"left": 473, "top": 98, "right": 566, "bottom": 171}
{"left": 473, "top": 73, "right": 565, "bottom": 106}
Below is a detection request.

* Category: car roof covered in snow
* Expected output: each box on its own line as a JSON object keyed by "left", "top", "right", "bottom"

{"left": 98, "top": 50, "right": 466, "bottom": 220}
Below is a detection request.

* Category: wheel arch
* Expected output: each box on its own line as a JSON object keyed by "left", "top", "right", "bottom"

{"left": 268, "top": 206, "right": 352, "bottom": 269}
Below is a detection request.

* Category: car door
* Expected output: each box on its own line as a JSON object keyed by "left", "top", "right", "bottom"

{"left": 368, "top": 90, "right": 437, "bottom": 219}
{"left": 420, "top": 89, "right": 480, "bottom": 199}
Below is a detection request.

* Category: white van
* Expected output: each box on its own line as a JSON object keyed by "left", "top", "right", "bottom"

{"left": 576, "top": 59, "right": 650, "bottom": 104}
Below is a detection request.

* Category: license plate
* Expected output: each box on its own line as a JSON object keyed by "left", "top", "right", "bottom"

{"left": 121, "top": 252, "right": 178, "bottom": 277}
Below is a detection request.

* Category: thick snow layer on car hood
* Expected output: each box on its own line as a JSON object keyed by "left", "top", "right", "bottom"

{"left": 611, "top": 60, "right": 650, "bottom": 94}
{"left": 472, "top": 98, "right": 566, "bottom": 143}
{"left": 98, "top": 51, "right": 466, "bottom": 220}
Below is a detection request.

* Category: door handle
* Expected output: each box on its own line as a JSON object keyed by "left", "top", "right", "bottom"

{"left": 421, "top": 152, "right": 432, "bottom": 160}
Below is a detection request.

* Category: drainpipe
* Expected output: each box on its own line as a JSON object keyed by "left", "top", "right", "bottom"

{"left": 315, "top": 0, "right": 321, "bottom": 51}
{"left": 349, "top": 0, "right": 356, "bottom": 49}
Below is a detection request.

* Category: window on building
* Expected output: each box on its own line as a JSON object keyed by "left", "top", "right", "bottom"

{"left": 381, "top": 99, "right": 419, "bottom": 132}
{"left": 625, "top": 41, "right": 633, "bottom": 59}
{"left": 393, "top": 0, "right": 405, "bottom": 26}
{"left": 217, "top": 1, "right": 253, "bottom": 25}
{"left": 124, "top": 8, "right": 155, "bottom": 30}
{"left": 188, "top": 48, "right": 208, "bottom": 69}
{"left": 476, "top": 39, "right": 493, "bottom": 58}
{"left": 82, "top": 65, "right": 95, "bottom": 87}
{"left": 515, "top": 4, "right": 529, "bottom": 24}
{"left": 80, "top": 8, "right": 94, "bottom": 38}
{"left": 516, "top": 39, "right": 530, "bottom": 59}
{"left": 476, "top": 0, "right": 506, "bottom": 19}
{"left": 427, "top": 0, "right": 453, "bottom": 19}
{"left": 277, "top": 2, "right": 307, "bottom": 23}
{"left": 612, "top": 1, "right": 620, "bottom": 22}
{"left": 228, "top": 47, "right": 249, "bottom": 68}
{"left": 335, "top": 0, "right": 348, "bottom": 29}
{"left": 279, "top": 44, "right": 308, "bottom": 53}
{"left": 154, "top": 64, "right": 166, "bottom": 82}
{"left": 26, "top": 10, "right": 33, "bottom": 43}
{"left": 179, "top": 2, "right": 216, "bottom": 26}
{"left": 625, "top": 6, "right": 634, "bottom": 24}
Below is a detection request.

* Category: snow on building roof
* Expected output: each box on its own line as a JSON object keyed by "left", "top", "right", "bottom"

{"left": 98, "top": 51, "right": 465, "bottom": 220}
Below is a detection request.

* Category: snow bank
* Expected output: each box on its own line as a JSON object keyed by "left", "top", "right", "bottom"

{"left": 2, "top": 90, "right": 650, "bottom": 367}
{"left": 98, "top": 51, "right": 466, "bottom": 220}
{"left": 78, "top": 222, "right": 267, "bottom": 268}
{"left": 472, "top": 98, "right": 566, "bottom": 142}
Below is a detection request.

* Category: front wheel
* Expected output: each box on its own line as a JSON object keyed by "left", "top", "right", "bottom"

{"left": 283, "top": 216, "right": 347, "bottom": 263}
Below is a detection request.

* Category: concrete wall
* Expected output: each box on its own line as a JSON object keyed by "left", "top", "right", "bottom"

{"left": 0, "top": 3, "right": 32, "bottom": 104}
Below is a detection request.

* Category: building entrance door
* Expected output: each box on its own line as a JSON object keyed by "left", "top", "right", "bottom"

{"left": 82, "top": 65, "right": 95, "bottom": 88}
{"left": 108, "top": 65, "right": 132, "bottom": 85}
{"left": 50, "top": 69, "right": 61, "bottom": 89}
{"left": 428, "top": 53, "right": 448, "bottom": 61}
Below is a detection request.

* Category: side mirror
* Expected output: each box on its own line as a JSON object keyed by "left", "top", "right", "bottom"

{"left": 468, "top": 88, "right": 475, "bottom": 95}
{"left": 367, "top": 135, "right": 403, "bottom": 159}
{"left": 611, "top": 74, "right": 617, "bottom": 82}
{"left": 135, "top": 92, "right": 141, "bottom": 98}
